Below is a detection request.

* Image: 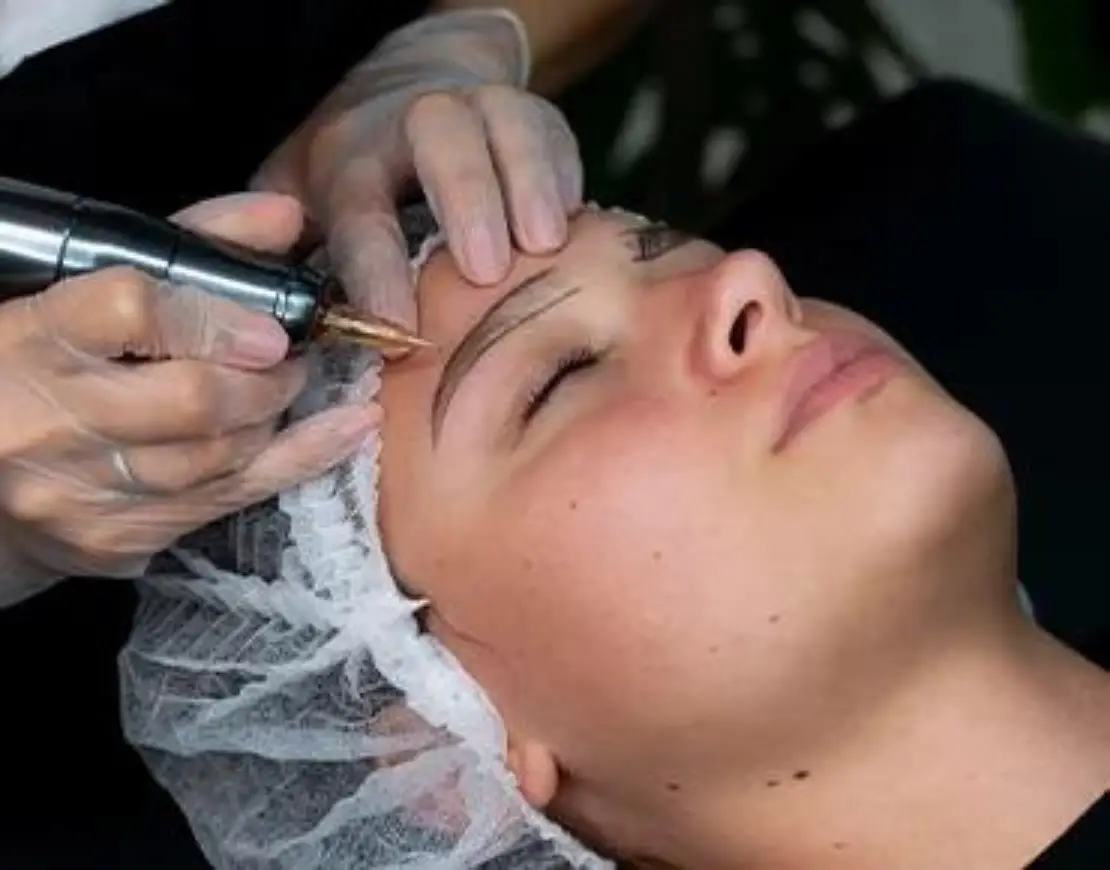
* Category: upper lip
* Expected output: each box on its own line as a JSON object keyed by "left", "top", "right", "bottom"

{"left": 776, "top": 330, "right": 892, "bottom": 445}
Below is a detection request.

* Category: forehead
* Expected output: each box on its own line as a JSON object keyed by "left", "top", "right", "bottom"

{"left": 413, "top": 209, "right": 647, "bottom": 351}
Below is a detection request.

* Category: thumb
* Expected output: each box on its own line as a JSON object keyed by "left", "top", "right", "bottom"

{"left": 27, "top": 194, "right": 309, "bottom": 369}
{"left": 171, "top": 192, "right": 306, "bottom": 253}
{"left": 160, "top": 192, "right": 307, "bottom": 368}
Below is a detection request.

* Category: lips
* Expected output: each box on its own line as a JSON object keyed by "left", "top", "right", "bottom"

{"left": 773, "top": 330, "right": 904, "bottom": 452}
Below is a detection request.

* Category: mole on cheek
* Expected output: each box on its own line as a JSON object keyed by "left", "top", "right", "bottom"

{"left": 793, "top": 770, "right": 811, "bottom": 781}
{"left": 568, "top": 500, "right": 579, "bottom": 511}
{"left": 665, "top": 782, "right": 681, "bottom": 792}
{"left": 768, "top": 614, "right": 781, "bottom": 624}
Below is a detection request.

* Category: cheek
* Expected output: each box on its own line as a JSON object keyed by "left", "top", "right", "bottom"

{"left": 436, "top": 401, "right": 796, "bottom": 744}
{"left": 433, "top": 378, "right": 1012, "bottom": 770}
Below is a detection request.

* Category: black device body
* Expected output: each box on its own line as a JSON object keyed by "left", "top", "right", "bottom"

{"left": 0, "top": 176, "right": 331, "bottom": 345}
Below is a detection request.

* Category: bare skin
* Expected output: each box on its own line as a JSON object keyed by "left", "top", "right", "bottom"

{"left": 378, "top": 209, "right": 1110, "bottom": 869}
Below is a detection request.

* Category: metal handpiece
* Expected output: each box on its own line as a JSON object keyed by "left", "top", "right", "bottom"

{"left": 0, "top": 176, "right": 428, "bottom": 353}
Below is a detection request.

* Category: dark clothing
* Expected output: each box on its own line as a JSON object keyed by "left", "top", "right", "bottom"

{"left": 1027, "top": 792, "right": 1110, "bottom": 870}
{"left": 0, "top": 0, "right": 428, "bottom": 214}
{"left": 0, "top": 3, "right": 429, "bottom": 868}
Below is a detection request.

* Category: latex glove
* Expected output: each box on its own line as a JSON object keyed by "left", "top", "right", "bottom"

{"left": 251, "top": 8, "right": 583, "bottom": 327}
{"left": 0, "top": 192, "right": 380, "bottom": 608}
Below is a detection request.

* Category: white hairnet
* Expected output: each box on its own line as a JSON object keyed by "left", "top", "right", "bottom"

{"left": 118, "top": 204, "right": 612, "bottom": 870}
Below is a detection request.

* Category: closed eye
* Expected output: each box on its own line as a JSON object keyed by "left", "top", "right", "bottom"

{"left": 522, "top": 347, "right": 602, "bottom": 425}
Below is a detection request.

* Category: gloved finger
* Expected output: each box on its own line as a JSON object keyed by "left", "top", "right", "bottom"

{"left": 327, "top": 207, "right": 418, "bottom": 328}
{"left": 171, "top": 191, "right": 306, "bottom": 254}
{"left": 250, "top": 143, "right": 310, "bottom": 202}
{"left": 34, "top": 193, "right": 306, "bottom": 366}
{"left": 407, "top": 90, "right": 511, "bottom": 285}
{"left": 37, "top": 267, "right": 290, "bottom": 368}
{"left": 197, "top": 403, "right": 381, "bottom": 520}
{"left": 539, "top": 98, "right": 585, "bottom": 212}
{"left": 471, "top": 86, "right": 567, "bottom": 254}
{"left": 87, "top": 553, "right": 151, "bottom": 580}
{"left": 107, "top": 421, "right": 276, "bottom": 494}
{"left": 70, "top": 357, "right": 307, "bottom": 443}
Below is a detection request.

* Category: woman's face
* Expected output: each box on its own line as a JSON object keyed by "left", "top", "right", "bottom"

{"left": 378, "top": 209, "right": 1013, "bottom": 803}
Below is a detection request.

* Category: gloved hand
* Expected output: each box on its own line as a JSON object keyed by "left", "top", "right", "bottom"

{"left": 0, "top": 192, "right": 380, "bottom": 608}
{"left": 251, "top": 8, "right": 583, "bottom": 327}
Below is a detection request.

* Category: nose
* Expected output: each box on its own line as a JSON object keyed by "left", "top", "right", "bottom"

{"left": 692, "top": 250, "right": 802, "bottom": 382}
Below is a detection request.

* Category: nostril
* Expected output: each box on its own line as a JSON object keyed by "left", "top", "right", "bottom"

{"left": 728, "top": 302, "right": 761, "bottom": 354}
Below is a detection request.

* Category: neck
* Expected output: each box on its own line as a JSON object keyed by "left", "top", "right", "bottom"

{"left": 662, "top": 613, "right": 1110, "bottom": 870}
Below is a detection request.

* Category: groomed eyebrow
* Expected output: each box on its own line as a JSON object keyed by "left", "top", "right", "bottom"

{"left": 429, "top": 222, "right": 694, "bottom": 444}
{"left": 431, "top": 268, "right": 582, "bottom": 441}
{"left": 622, "top": 221, "right": 692, "bottom": 262}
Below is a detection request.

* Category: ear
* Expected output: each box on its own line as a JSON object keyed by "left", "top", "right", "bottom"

{"left": 505, "top": 732, "right": 560, "bottom": 809}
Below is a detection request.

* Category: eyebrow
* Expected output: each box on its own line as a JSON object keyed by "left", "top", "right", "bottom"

{"left": 430, "top": 268, "right": 582, "bottom": 441}
{"left": 621, "top": 221, "right": 692, "bottom": 263}
{"left": 428, "top": 223, "right": 693, "bottom": 443}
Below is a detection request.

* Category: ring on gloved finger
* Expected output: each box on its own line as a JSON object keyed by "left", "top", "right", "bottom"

{"left": 110, "top": 449, "right": 157, "bottom": 496}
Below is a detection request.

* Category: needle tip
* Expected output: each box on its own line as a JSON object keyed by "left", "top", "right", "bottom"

{"left": 321, "top": 307, "right": 433, "bottom": 355}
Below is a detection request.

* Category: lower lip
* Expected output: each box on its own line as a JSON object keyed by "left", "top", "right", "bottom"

{"left": 774, "top": 349, "right": 902, "bottom": 452}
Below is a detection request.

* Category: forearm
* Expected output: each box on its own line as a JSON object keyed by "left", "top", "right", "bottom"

{"left": 431, "top": 0, "right": 651, "bottom": 95}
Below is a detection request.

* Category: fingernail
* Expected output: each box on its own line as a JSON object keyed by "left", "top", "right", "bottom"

{"left": 229, "top": 320, "right": 289, "bottom": 366}
{"left": 523, "top": 199, "right": 565, "bottom": 251}
{"left": 185, "top": 191, "right": 273, "bottom": 222}
{"left": 466, "top": 220, "right": 509, "bottom": 284}
{"left": 558, "top": 165, "right": 584, "bottom": 211}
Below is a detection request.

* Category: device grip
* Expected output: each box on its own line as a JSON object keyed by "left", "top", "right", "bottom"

{"left": 168, "top": 232, "right": 320, "bottom": 343}
{"left": 0, "top": 177, "right": 326, "bottom": 344}
{"left": 0, "top": 177, "right": 76, "bottom": 297}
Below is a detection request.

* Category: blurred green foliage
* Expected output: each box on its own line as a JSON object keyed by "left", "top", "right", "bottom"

{"left": 1013, "top": 0, "right": 1110, "bottom": 120}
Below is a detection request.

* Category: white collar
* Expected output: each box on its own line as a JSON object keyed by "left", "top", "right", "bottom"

{"left": 0, "top": 0, "right": 170, "bottom": 78}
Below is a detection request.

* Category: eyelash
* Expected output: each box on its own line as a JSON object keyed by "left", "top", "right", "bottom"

{"left": 522, "top": 346, "right": 602, "bottom": 424}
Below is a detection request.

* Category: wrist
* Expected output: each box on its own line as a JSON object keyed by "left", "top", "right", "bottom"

{"left": 0, "top": 552, "right": 62, "bottom": 609}
{"left": 357, "top": 8, "right": 531, "bottom": 89}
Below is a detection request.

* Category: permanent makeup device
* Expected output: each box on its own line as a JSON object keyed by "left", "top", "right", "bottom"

{"left": 0, "top": 176, "right": 428, "bottom": 354}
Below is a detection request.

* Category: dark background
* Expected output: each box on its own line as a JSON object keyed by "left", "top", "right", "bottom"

{"left": 561, "top": 0, "right": 1110, "bottom": 232}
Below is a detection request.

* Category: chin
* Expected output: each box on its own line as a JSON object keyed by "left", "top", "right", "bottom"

{"left": 850, "top": 378, "right": 1017, "bottom": 584}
